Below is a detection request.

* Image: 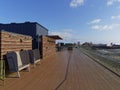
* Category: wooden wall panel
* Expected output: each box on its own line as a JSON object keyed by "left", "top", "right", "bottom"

{"left": 42, "top": 36, "right": 56, "bottom": 59}
{"left": 0, "top": 31, "right": 32, "bottom": 59}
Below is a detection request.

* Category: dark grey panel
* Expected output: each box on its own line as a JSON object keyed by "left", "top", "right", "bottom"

{"left": 20, "top": 50, "right": 30, "bottom": 65}
{"left": 36, "top": 24, "right": 48, "bottom": 36}
{"left": 33, "top": 49, "right": 40, "bottom": 60}
{"left": 6, "top": 52, "right": 18, "bottom": 72}
{"left": 28, "top": 50, "right": 34, "bottom": 64}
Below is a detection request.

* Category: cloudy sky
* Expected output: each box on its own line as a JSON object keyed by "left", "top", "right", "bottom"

{"left": 0, "top": 0, "right": 120, "bottom": 44}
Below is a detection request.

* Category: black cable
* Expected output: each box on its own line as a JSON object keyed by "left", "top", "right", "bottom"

{"left": 55, "top": 51, "right": 72, "bottom": 90}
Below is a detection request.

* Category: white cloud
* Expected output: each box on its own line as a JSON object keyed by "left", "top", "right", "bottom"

{"left": 111, "top": 15, "right": 120, "bottom": 19}
{"left": 88, "top": 19, "right": 101, "bottom": 24}
{"left": 107, "top": 0, "right": 113, "bottom": 6}
{"left": 107, "top": 0, "right": 120, "bottom": 6}
{"left": 91, "top": 23, "right": 120, "bottom": 31}
{"left": 70, "top": 0, "right": 84, "bottom": 8}
{"left": 49, "top": 29, "right": 77, "bottom": 42}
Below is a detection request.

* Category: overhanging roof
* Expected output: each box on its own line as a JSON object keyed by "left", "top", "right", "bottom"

{"left": 47, "top": 35, "right": 62, "bottom": 40}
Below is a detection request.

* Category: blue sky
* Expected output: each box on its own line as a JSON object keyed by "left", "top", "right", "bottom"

{"left": 0, "top": 0, "right": 120, "bottom": 44}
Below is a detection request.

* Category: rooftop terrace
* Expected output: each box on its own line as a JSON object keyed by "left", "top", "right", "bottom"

{"left": 0, "top": 49, "right": 120, "bottom": 90}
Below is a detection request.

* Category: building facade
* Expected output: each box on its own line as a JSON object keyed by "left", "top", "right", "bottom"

{"left": 0, "top": 22, "right": 48, "bottom": 49}
{"left": 0, "top": 30, "right": 32, "bottom": 59}
{"left": 0, "top": 22, "right": 62, "bottom": 59}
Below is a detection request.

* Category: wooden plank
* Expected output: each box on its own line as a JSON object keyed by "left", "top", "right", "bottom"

{"left": 0, "top": 50, "right": 120, "bottom": 90}
{"left": 0, "top": 31, "right": 32, "bottom": 59}
{"left": 42, "top": 36, "right": 56, "bottom": 59}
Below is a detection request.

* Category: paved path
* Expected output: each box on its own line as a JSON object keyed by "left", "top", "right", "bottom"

{"left": 0, "top": 49, "right": 120, "bottom": 90}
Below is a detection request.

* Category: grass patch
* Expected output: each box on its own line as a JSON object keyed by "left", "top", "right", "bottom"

{"left": 0, "top": 60, "right": 5, "bottom": 81}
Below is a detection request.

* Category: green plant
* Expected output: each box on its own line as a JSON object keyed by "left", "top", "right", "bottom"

{"left": 0, "top": 60, "right": 5, "bottom": 81}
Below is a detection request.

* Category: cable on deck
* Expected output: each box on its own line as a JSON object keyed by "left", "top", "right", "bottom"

{"left": 55, "top": 51, "right": 72, "bottom": 90}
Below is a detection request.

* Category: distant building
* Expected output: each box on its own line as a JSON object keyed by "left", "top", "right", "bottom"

{"left": 112, "top": 44, "right": 120, "bottom": 49}
{"left": 82, "top": 42, "right": 92, "bottom": 47}
{"left": 65, "top": 43, "right": 74, "bottom": 47}
{"left": 92, "top": 44, "right": 107, "bottom": 49}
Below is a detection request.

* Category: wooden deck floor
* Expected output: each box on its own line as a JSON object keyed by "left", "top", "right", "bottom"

{"left": 0, "top": 49, "right": 120, "bottom": 90}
